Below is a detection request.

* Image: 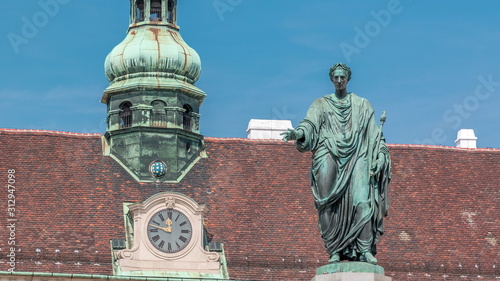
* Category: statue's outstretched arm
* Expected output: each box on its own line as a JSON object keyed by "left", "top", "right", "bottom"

{"left": 281, "top": 128, "right": 304, "bottom": 142}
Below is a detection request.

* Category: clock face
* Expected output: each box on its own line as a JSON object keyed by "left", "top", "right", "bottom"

{"left": 147, "top": 209, "right": 193, "bottom": 253}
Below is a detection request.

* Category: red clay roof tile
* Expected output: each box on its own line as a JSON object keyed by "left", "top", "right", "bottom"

{"left": 0, "top": 130, "right": 498, "bottom": 280}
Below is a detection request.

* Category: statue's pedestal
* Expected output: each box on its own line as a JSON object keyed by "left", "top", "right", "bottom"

{"left": 311, "top": 262, "right": 392, "bottom": 281}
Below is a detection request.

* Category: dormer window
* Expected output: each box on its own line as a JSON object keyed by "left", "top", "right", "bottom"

{"left": 150, "top": 0, "right": 162, "bottom": 21}
{"left": 136, "top": 0, "right": 145, "bottom": 22}
{"left": 120, "top": 102, "right": 133, "bottom": 128}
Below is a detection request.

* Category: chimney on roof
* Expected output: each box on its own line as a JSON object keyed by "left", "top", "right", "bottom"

{"left": 455, "top": 129, "right": 477, "bottom": 148}
{"left": 247, "top": 119, "right": 293, "bottom": 140}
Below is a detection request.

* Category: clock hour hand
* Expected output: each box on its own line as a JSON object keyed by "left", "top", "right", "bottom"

{"left": 149, "top": 224, "right": 172, "bottom": 233}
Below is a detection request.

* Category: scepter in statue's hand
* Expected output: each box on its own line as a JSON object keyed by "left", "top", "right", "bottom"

{"left": 380, "top": 111, "right": 387, "bottom": 131}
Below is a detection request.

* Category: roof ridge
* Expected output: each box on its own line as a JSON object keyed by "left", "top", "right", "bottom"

{"left": 387, "top": 143, "right": 500, "bottom": 151}
{"left": 205, "top": 137, "right": 293, "bottom": 144}
{"left": 0, "top": 131, "right": 497, "bottom": 150}
{"left": 0, "top": 128, "right": 102, "bottom": 137}
{"left": 204, "top": 138, "right": 500, "bottom": 151}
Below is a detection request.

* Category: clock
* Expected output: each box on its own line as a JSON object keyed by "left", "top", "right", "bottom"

{"left": 114, "top": 193, "right": 221, "bottom": 275}
{"left": 147, "top": 209, "right": 193, "bottom": 253}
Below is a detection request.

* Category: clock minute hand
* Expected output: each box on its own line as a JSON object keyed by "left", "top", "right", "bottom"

{"left": 149, "top": 224, "right": 172, "bottom": 233}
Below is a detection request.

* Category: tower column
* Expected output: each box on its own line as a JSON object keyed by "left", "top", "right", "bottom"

{"left": 161, "top": 0, "right": 167, "bottom": 22}
{"left": 108, "top": 109, "right": 121, "bottom": 131}
{"left": 144, "top": 0, "right": 151, "bottom": 21}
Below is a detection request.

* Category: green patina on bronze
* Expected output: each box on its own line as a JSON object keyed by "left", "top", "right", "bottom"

{"left": 103, "top": 87, "right": 205, "bottom": 183}
{"left": 282, "top": 63, "right": 391, "bottom": 265}
{"left": 316, "top": 262, "right": 385, "bottom": 275}
{"left": 101, "top": 0, "right": 206, "bottom": 183}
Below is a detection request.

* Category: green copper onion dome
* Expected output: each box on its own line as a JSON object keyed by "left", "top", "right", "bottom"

{"left": 104, "top": 0, "right": 201, "bottom": 85}
{"left": 101, "top": 0, "right": 207, "bottom": 183}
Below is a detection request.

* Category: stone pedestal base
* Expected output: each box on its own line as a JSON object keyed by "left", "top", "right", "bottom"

{"left": 311, "top": 262, "right": 392, "bottom": 281}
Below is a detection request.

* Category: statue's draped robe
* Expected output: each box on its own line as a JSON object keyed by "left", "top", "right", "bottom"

{"left": 296, "top": 93, "right": 390, "bottom": 259}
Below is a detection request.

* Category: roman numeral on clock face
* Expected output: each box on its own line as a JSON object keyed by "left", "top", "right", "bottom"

{"left": 148, "top": 209, "right": 193, "bottom": 253}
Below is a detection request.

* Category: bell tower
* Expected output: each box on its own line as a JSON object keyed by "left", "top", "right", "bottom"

{"left": 102, "top": 0, "right": 206, "bottom": 183}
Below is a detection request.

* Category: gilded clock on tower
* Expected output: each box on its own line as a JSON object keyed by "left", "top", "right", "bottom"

{"left": 147, "top": 209, "right": 193, "bottom": 253}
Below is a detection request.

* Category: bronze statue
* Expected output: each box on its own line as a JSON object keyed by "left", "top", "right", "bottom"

{"left": 282, "top": 63, "right": 391, "bottom": 264}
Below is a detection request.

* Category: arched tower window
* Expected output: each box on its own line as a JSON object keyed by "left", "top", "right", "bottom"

{"left": 167, "top": 0, "right": 176, "bottom": 24}
{"left": 183, "top": 104, "right": 192, "bottom": 131}
{"left": 151, "top": 100, "right": 167, "bottom": 127}
{"left": 150, "top": 0, "right": 162, "bottom": 21}
{"left": 136, "top": 0, "right": 145, "bottom": 22}
{"left": 120, "top": 102, "right": 133, "bottom": 128}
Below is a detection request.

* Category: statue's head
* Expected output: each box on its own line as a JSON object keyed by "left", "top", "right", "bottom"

{"left": 329, "top": 63, "right": 352, "bottom": 82}
{"left": 329, "top": 63, "right": 351, "bottom": 93}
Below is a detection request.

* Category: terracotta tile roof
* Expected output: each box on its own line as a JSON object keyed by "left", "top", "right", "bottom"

{"left": 0, "top": 130, "right": 499, "bottom": 280}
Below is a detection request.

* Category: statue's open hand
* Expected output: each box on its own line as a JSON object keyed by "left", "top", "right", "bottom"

{"left": 281, "top": 129, "right": 303, "bottom": 142}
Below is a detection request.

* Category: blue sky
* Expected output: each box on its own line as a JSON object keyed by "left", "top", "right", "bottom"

{"left": 1, "top": 1, "right": 499, "bottom": 148}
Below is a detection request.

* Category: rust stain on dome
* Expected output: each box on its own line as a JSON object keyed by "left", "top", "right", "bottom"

{"left": 168, "top": 29, "right": 189, "bottom": 72}
{"left": 148, "top": 27, "right": 160, "bottom": 39}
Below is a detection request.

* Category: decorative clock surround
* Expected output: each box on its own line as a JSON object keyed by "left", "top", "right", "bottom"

{"left": 113, "top": 192, "right": 223, "bottom": 278}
